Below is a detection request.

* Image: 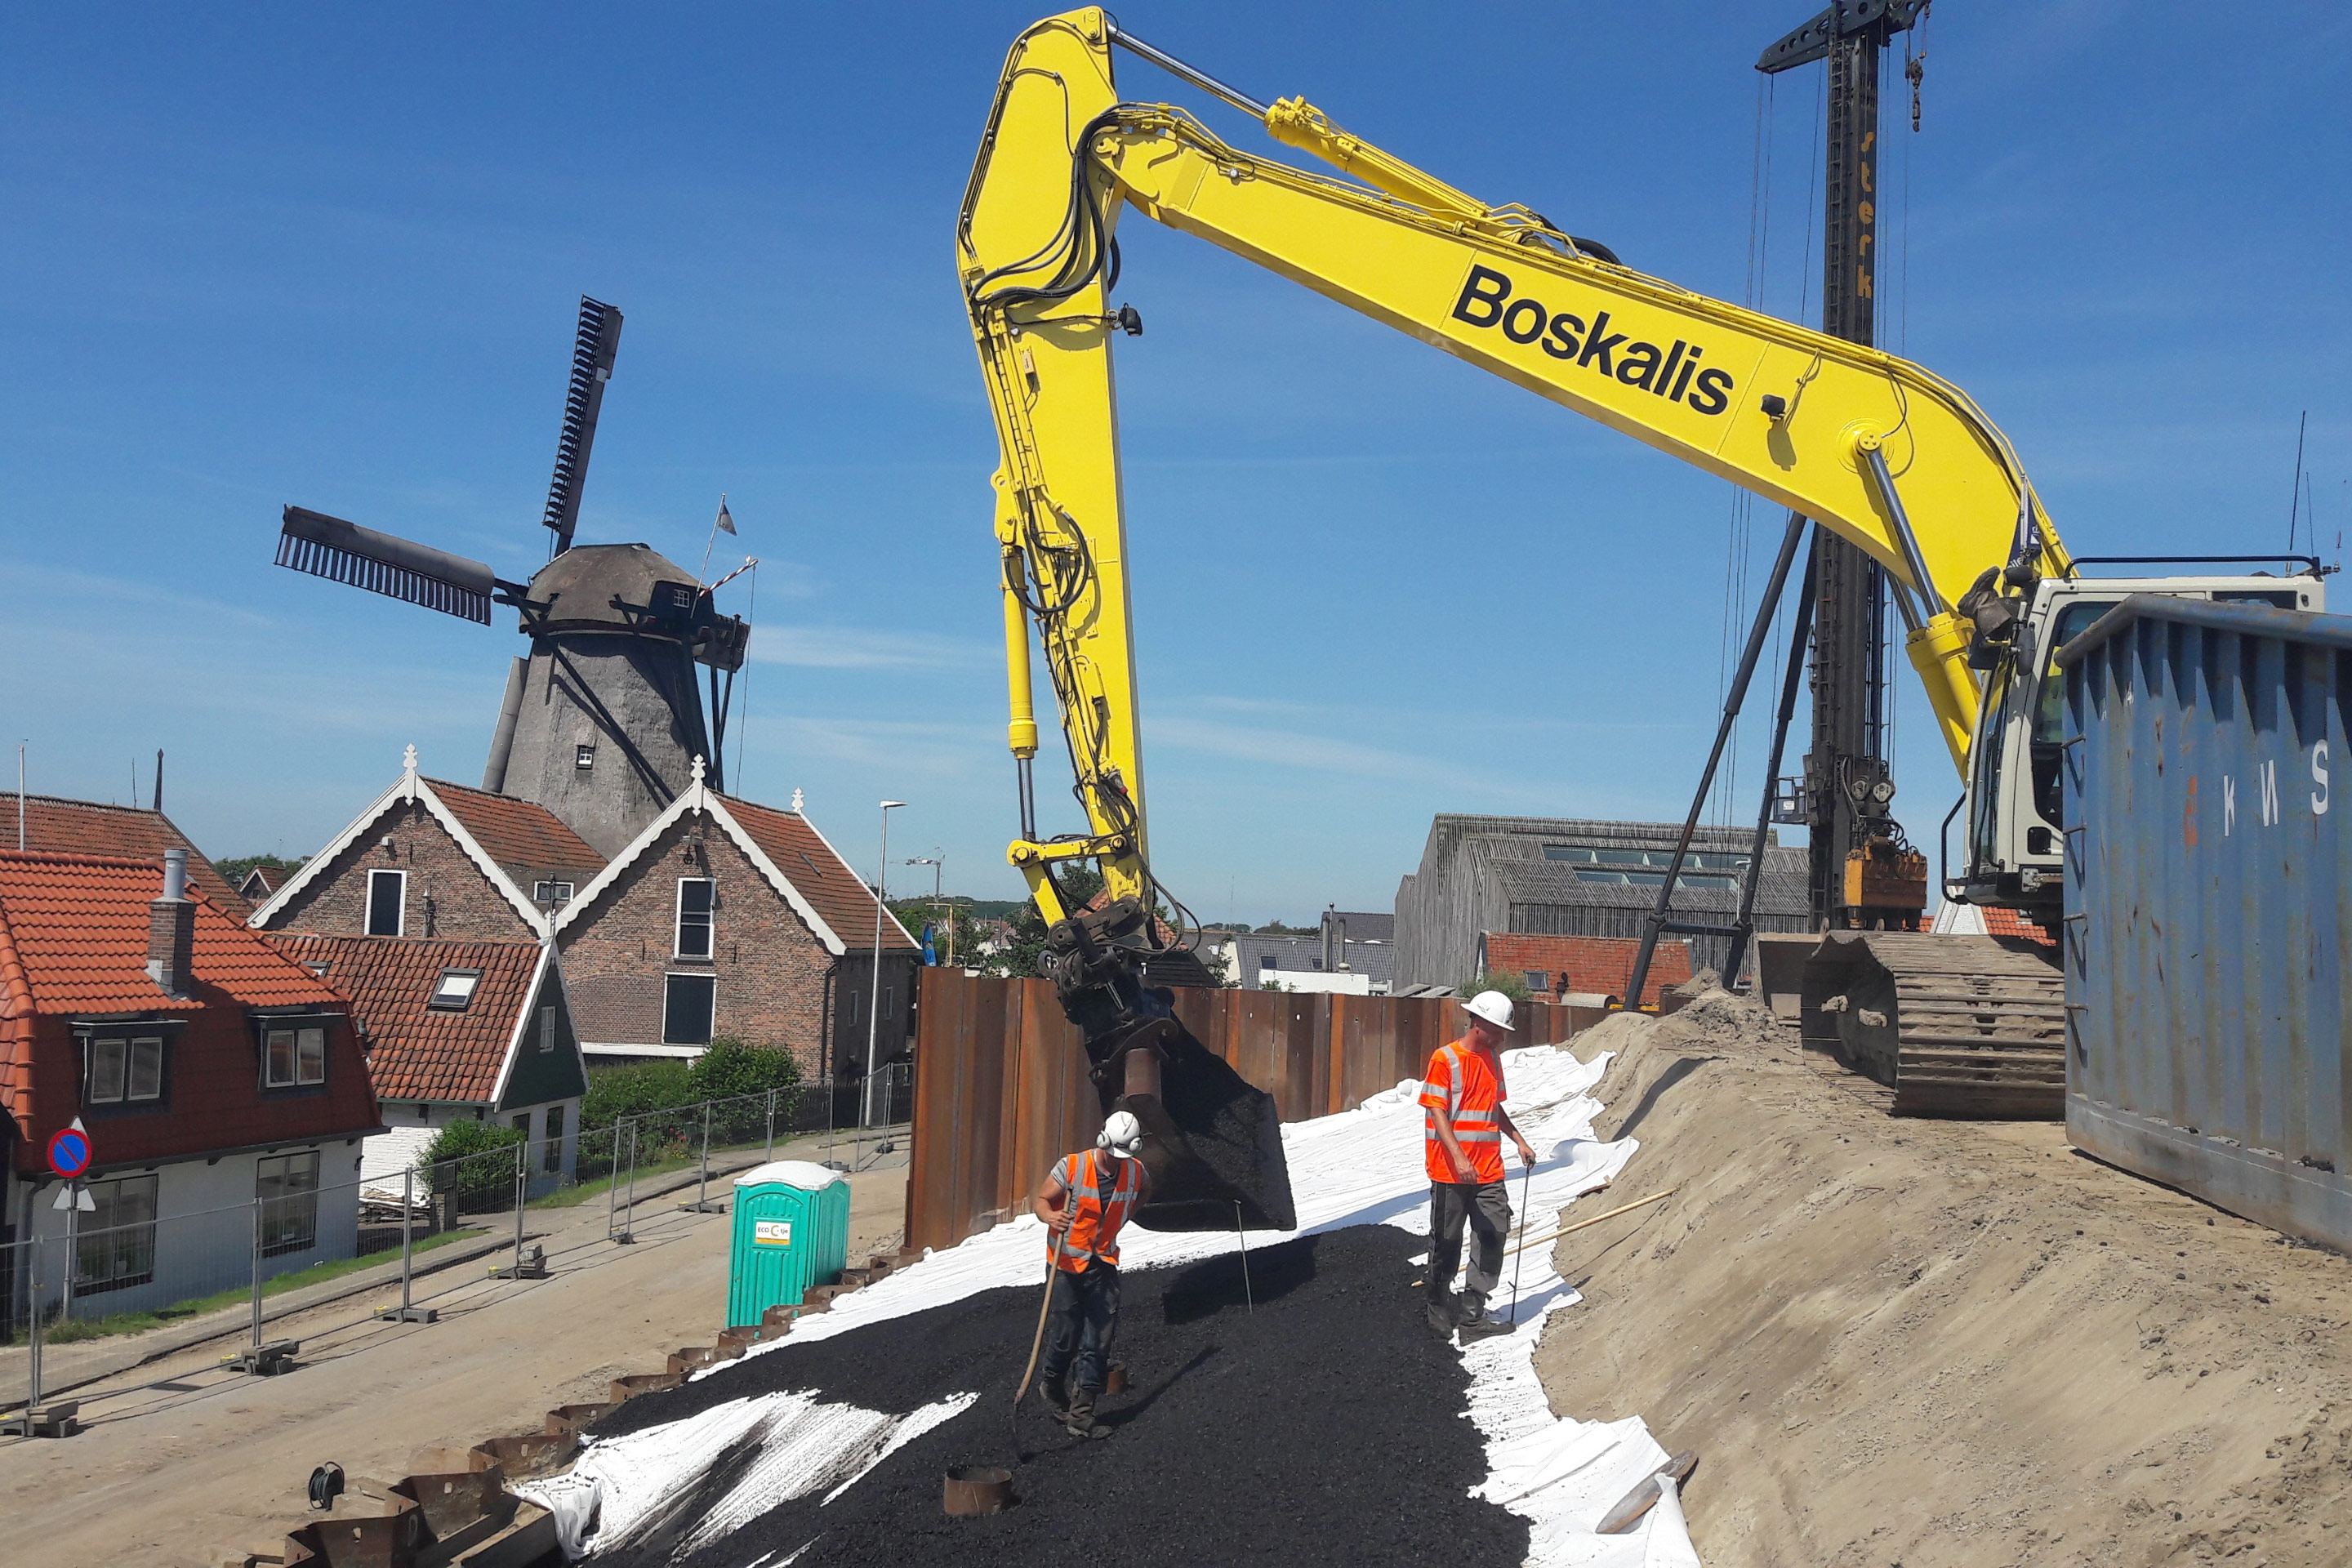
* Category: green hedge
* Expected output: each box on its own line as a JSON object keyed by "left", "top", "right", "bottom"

{"left": 580, "top": 1038, "right": 805, "bottom": 1153}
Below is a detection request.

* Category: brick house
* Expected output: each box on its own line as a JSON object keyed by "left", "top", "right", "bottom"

{"left": 270, "top": 934, "right": 587, "bottom": 1200}
{"left": 1477, "top": 932, "right": 1695, "bottom": 1009}
{"left": 1, "top": 849, "right": 380, "bottom": 1327}
{"left": 9, "top": 791, "right": 247, "bottom": 912}
{"left": 555, "top": 760, "right": 919, "bottom": 1079}
{"left": 250, "top": 745, "right": 606, "bottom": 945}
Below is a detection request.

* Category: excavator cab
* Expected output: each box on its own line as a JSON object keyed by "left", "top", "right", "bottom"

{"left": 1954, "top": 563, "right": 2328, "bottom": 915}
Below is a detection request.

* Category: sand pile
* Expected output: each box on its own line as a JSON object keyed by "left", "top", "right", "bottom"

{"left": 1535, "top": 987, "right": 2352, "bottom": 1566}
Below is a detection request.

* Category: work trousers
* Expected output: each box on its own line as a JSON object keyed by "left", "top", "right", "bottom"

{"left": 1039, "top": 1260, "right": 1122, "bottom": 1395}
{"left": 1427, "top": 1180, "right": 1511, "bottom": 1308}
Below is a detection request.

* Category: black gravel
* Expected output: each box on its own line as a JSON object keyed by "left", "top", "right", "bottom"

{"left": 589, "top": 1226, "right": 1526, "bottom": 1567}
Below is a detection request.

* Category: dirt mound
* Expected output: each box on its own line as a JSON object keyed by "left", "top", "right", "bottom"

{"left": 1539, "top": 1006, "right": 2352, "bottom": 1566}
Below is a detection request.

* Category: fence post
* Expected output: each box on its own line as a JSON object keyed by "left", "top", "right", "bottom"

{"left": 243, "top": 1192, "right": 266, "bottom": 1370}
{"left": 621, "top": 1120, "right": 638, "bottom": 1243}
{"left": 697, "top": 1100, "right": 711, "bottom": 1209}
{"left": 24, "top": 1240, "right": 42, "bottom": 1419}
{"left": 606, "top": 1121, "right": 623, "bottom": 1242}
{"left": 381, "top": 1164, "right": 435, "bottom": 1324}
{"left": 764, "top": 1087, "right": 777, "bottom": 1163}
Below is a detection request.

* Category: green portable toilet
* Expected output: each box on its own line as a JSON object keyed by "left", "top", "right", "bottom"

{"left": 727, "top": 1160, "right": 851, "bottom": 1329}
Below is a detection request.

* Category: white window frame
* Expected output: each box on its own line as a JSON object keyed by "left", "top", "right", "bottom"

{"left": 84, "top": 1034, "right": 165, "bottom": 1106}
{"left": 77, "top": 1173, "right": 159, "bottom": 1293}
{"left": 662, "top": 971, "right": 717, "bottom": 1046}
{"left": 257, "top": 1150, "right": 320, "bottom": 1258}
{"left": 538, "top": 1004, "right": 556, "bottom": 1053}
{"left": 428, "top": 969, "right": 482, "bottom": 1012}
{"left": 366, "top": 868, "right": 407, "bottom": 937}
{"left": 264, "top": 1023, "right": 329, "bottom": 1089}
{"left": 674, "top": 876, "right": 715, "bottom": 960}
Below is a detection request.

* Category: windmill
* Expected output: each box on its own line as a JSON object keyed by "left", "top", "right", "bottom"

{"left": 275, "top": 296, "right": 751, "bottom": 858}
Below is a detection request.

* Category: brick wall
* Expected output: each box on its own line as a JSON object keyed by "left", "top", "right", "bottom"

{"left": 558, "top": 808, "right": 898, "bottom": 1076}
{"left": 263, "top": 799, "right": 537, "bottom": 943}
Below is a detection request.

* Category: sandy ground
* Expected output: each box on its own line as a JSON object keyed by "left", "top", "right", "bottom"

{"left": 1534, "top": 991, "right": 2352, "bottom": 1567}
{"left": 0, "top": 1151, "right": 909, "bottom": 1568}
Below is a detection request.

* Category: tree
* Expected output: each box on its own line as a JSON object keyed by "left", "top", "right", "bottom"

{"left": 987, "top": 865, "right": 1104, "bottom": 979}
{"left": 1468, "top": 970, "right": 1532, "bottom": 1004}
{"left": 216, "top": 852, "right": 305, "bottom": 887}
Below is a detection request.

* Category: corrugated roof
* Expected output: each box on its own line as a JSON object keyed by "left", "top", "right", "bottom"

{"left": 0, "top": 850, "right": 345, "bottom": 1014}
{"left": 9, "top": 794, "right": 246, "bottom": 910}
{"left": 425, "top": 778, "right": 605, "bottom": 884}
{"left": 271, "top": 933, "right": 541, "bottom": 1103}
{"left": 1482, "top": 933, "right": 1691, "bottom": 1008}
{"left": 1232, "top": 932, "right": 1397, "bottom": 987}
{"left": 721, "top": 795, "right": 919, "bottom": 952}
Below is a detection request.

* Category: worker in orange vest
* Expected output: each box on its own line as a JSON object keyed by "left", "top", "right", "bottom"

{"left": 1419, "top": 990, "right": 1538, "bottom": 1341}
{"left": 1031, "top": 1109, "right": 1149, "bottom": 1437}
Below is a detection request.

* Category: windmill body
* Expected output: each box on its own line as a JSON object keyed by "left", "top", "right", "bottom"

{"left": 484, "top": 543, "right": 725, "bottom": 858}
{"left": 278, "top": 297, "right": 751, "bottom": 859}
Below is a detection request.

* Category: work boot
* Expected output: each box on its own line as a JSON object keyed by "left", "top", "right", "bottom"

{"left": 1038, "top": 1374, "right": 1071, "bottom": 1419}
{"left": 1062, "top": 1388, "right": 1108, "bottom": 1440}
{"left": 1456, "top": 1302, "right": 1512, "bottom": 1342}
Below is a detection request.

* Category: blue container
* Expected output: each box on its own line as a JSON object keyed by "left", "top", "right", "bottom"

{"left": 2060, "top": 596, "right": 2352, "bottom": 1250}
{"left": 727, "top": 1160, "right": 851, "bottom": 1329}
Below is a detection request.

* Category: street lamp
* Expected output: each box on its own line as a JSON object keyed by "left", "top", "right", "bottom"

{"left": 866, "top": 801, "right": 906, "bottom": 1127}
{"left": 906, "top": 851, "right": 946, "bottom": 964}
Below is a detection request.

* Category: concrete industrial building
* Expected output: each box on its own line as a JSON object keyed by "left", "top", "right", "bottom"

{"left": 1392, "top": 815, "right": 1808, "bottom": 991}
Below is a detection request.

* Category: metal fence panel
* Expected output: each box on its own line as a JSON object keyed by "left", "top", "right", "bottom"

{"left": 2060, "top": 597, "right": 2352, "bottom": 1251}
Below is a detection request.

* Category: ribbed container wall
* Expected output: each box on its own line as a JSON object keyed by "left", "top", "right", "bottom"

{"left": 2060, "top": 597, "right": 2352, "bottom": 1250}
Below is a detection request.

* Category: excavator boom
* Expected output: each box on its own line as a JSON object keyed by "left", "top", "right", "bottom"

{"left": 960, "top": 13, "right": 2304, "bottom": 1153}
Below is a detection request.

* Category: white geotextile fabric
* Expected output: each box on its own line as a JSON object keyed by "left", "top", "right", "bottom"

{"left": 527, "top": 1041, "right": 1701, "bottom": 1566}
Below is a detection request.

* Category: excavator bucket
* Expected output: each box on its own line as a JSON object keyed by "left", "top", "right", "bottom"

{"left": 1089, "top": 1014, "right": 1296, "bottom": 1233}
{"left": 1040, "top": 900, "right": 1296, "bottom": 1232}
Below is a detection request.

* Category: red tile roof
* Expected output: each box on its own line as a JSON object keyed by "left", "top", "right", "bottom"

{"left": 720, "top": 795, "right": 918, "bottom": 951}
{"left": 1482, "top": 933, "right": 1694, "bottom": 1009}
{"left": 1, "top": 851, "right": 378, "bottom": 1169}
{"left": 1984, "top": 906, "right": 2058, "bottom": 947}
{"left": 425, "top": 779, "right": 605, "bottom": 884}
{"left": 271, "top": 933, "right": 541, "bottom": 1104}
{"left": 10, "top": 794, "right": 246, "bottom": 911}
{"left": 0, "top": 851, "right": 346, "bottom": 1014}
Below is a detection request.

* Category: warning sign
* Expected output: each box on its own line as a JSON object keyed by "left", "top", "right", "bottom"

{"left": 753, "top": 1219, "right": 792, "bottom": 1247}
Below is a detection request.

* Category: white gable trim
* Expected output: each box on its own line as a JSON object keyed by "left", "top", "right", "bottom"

{"left": 488, "top": 942, "right": 561, "bottom": 1107}
{"left": 554, "top": 778, "right": 706, "bottom": 939}
{"left": 783, "top": 805, "right": 918, "bottom": 950}
{"left": 703, "top": 795, "right": 847, "bottom": 956}
{"left": 246, "top": 747, "right": 548, "bottom": 938}
{"left": 551, "top": 760, "right": 906, "bottom": 959}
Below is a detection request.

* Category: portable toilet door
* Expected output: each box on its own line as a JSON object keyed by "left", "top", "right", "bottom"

{"left": 728, "top": 1160, "right": 850, "bottom": 1329}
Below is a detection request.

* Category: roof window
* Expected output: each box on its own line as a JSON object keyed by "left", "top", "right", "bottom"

{"left": 428, "top": 969, "right": 483, "bottom": 1012}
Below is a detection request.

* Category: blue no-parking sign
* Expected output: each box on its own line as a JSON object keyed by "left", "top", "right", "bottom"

{"left": 45, "top": 1121, "right": 92, "bottom": 1181}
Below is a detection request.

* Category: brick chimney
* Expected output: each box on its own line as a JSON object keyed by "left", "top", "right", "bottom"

{"left": 147, "top": 847, "right": 194, "bottom": 997}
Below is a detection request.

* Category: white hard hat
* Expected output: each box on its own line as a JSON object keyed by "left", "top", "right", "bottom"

{"left": 1098, "top": 1109, "right": 1144, "bottom": 1160}
{"left": 1462, "top": 990, "right": 1517, "bottom": 1032}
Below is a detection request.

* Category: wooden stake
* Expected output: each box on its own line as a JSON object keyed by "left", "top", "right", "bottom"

{"left": 1501, "top": 1188, "right": 1676, "bottom": 1261}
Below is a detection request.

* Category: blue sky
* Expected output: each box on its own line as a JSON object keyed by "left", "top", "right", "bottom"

{"left": 5, "top": 2, "right": 2347, "bottom": 922}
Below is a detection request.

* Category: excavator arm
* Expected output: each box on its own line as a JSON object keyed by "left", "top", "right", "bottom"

{"left": 960, "top": 11, "right": 2079, "bottom": 1211}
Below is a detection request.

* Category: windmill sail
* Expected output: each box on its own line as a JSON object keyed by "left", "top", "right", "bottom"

{"left": 275, "top": 506, "right": 500, "bottom": 625}
{"left": 541, "top": 296, "right": 623, "bottom": 555}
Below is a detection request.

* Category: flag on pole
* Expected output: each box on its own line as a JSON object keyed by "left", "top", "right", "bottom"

{"left": 715, "top": 497, "right": 737, "bottom": 535}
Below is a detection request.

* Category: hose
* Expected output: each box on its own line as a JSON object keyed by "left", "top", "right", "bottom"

{"left": 1009, "top": 1228, "right": 1066, "bottom": 1450}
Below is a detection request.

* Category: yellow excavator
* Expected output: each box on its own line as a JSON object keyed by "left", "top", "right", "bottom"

{"left": 960, "top": 11, "right": 2323, "bottom": 1218}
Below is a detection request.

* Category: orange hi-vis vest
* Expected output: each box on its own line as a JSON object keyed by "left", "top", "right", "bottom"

{"left": 1051, "top": 1148, "right": 1141, "bottom": 1272}
{"left": 1420, "top": 1038, "right": 1507, "bottom": 1184}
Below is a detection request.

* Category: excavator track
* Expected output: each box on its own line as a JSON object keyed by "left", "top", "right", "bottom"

{"left": 1800, "top": 933, "right": 2066, "bottom": 1118}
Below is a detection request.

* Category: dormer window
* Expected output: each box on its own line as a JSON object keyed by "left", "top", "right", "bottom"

{"left": 84, "top": 1033, "right": 166, "bottom": 1107}
{"left": 429, "top": 969, "right": 483, "bottom": 1012}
